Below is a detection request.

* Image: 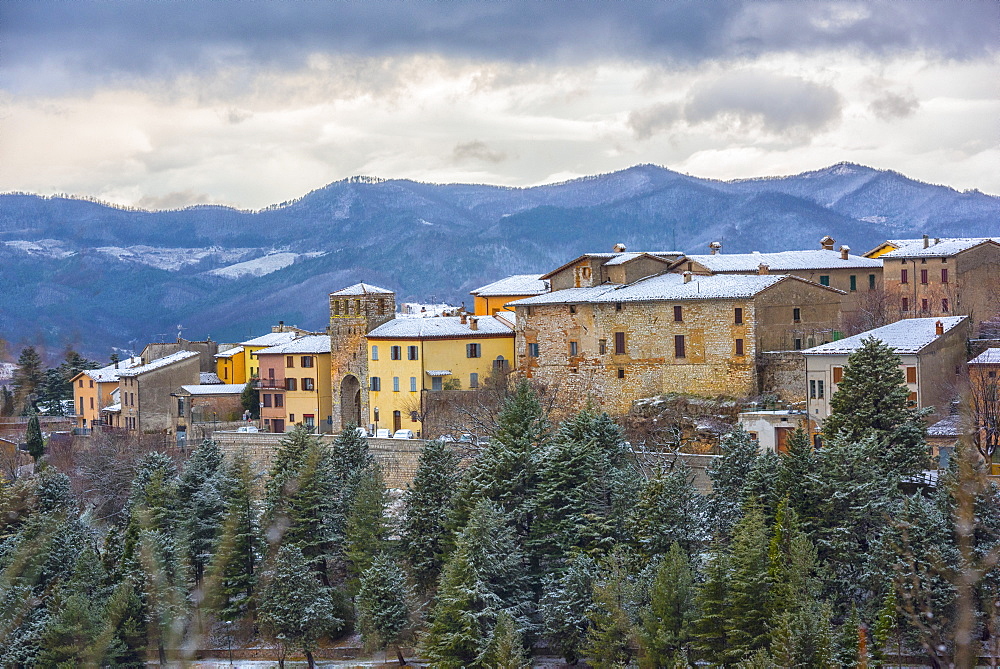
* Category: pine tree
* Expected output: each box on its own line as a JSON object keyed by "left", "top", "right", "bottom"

{"left": 708, "top": 425, "right": 760, "bottom": 537}
{"left": 822, "top": 336, "right": 930, "bottom": 476}
{"left": 870, "top": 586, "right": 899, "bottom": 667}
{"left": 0, "top": 386, "right": 15, "bottom": 417}
{"left": 459, "top": 499, "right": 532, "bottom": 623}
{"left": 774, "top": 428, "right": 818, "bottom": 528}
{"left": 585, "top": 545, "right": 639, "bottom": 669}
{"left": 178, "top": 439, "right": 227, "bottom": 586}
{"left": 258, "top": 544, "right": 343, "bottom": 668}
{"left": 344, "top": 463, "right": 389, "bottom": 591}
{"left": 13, "top": 345, "right": 44, "bottom": 413}
{"left": 401, "top": 437, "right": 462, "bottom": 592}
{"left": 832, "top": 606, "right": 866, "bottom": 668}
{"left": 632, "top": 460, "right": 709, "bottom": 560}
{"left": 481, "top": 609, "right": 530, "bottom": 669}
{"left": 25, "top": 410, "right": 44, "bottom": 461}
{"left": 538, "top": 553, "right": 596, "bottom": 664}
{"left": 692, "top": 544, "right": 730, "bottom": 663}
{"left": 240, "top": 379, "right": 259, "bottom": 418}
{"left": 209, "top": 452, "right": 260, "bottom": 621}
{"left": 724, "top": 504, "right": 772, "bottom": 664}
{"left": 639, "top": 542, "right": 696, "bottom": 668}
{"left": 356, "top": 553, "right": 410, "bottom": 652}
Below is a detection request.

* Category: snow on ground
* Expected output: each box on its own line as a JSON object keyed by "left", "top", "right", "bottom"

{"left": 4, "top": 239, "right": 77, "bottom": 259}
{"left": 95, "top": 245, "right": 253, "bottom": 271}
{"left": 207, "top": 252, "right": 301, "bottom": 279}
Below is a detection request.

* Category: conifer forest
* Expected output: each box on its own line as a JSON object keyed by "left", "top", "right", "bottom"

{"left": 2, "top": 338, "right": 999, "bottom": 667}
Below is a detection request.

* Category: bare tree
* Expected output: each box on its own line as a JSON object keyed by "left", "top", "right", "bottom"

{"left": 72, "top": 430, "right": 157, "bottom": 524}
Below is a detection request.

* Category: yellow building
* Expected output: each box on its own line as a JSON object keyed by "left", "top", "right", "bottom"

{"left": 70, "top": 357, "right": 142, "bottom": 430}
{"left": 365, "top": 314, "right": 515, "bottom": 436}
{"left": 215, "top": 327, "right": 314, "bottom": 385}
{"left": 470, "top": 274, "right": 548, "bottom": 316}
{"left": 253, "top": 335, "right": 333, "bottom": 433}
{"left": 214, "top": 346, "right": 246, "bottom": 385}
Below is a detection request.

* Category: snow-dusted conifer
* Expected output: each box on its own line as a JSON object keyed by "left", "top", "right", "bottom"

{"left": 356, "top": 553, "right": 409, "bottom": 652}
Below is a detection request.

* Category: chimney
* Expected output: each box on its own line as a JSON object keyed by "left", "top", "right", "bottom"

{"left": 935, "top": 320, "right": 944, "bottom": 335}
{"left": 820, "top": 235, "right": 835, "bottom": 250}
{"left": 923, "top": 234, "right": 929, "bottom": 249}
{"left": 613, "top": 243, "right": 627, "bottom": 252}
{"left": 460, "top": 313, "right": 467, "bottom": 324}
{"left": 469, "top": 317, "right": 478, "bottom": 331}
{"left": 839, "top": 245, "right": 851, "bottom": 260}
{"left": 683, "top": 271, "right": 693, "bottom": 284}
{"left": 709, "top": 241, "right": 722, "bottom": 255}
{"left": 934, "top": 238, "right": 940, "bottom": 245}
{"left": 758, "top": 263, "right": 770, "bottom": 275}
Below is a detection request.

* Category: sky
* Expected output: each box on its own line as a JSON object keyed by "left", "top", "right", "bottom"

{"left": 1, "top": 0, "right": 998, "bottom": 210}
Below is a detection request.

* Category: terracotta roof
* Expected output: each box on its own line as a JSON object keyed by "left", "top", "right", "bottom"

{"left": 539, "top": 251, "right": 682, "bottom": 280}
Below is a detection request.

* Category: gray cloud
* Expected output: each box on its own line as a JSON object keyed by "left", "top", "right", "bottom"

{"left": 2, "top": 1, "right": 996, "bottom": 94}
{"left": 452, "top": 141, "right": 508, "bottom": 164}
{"left": 136, "top": 190, "right": 213, "bottom": 210}
{"left": 684, "top": 72, "right": 842, "bottom": 135}
{"left": 628, "top": 103, "right": 683, "bottom": 140}
{"left": 869, "top": 91, "right": 920, "bottom": 120}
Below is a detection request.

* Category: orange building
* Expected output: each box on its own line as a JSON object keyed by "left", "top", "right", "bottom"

{"left": 70, "top": 357, "right": 142, "bottom": 430}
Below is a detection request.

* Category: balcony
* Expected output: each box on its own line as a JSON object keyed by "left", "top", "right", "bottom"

{"left": 254, "top": 379, "right": 285, "bottom": 390}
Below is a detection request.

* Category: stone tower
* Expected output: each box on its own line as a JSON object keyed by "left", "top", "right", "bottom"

{"left": 329, "top": 283, "right": 396, "bottom": 431}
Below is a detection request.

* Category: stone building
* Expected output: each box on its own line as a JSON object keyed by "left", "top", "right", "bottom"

{"left": 510, "top": 270, "right": 844, "bottom": 416}
{"left": 171, "top": 384, "right": 245, "bottom": 443}
{"left": 329, "top": 283, "right": 396, "bottom": 431}
{"left": 118, "top": 350, "right": 201, "bottom": 433}
{"left": 865, "top": 236, "right": 1000, "bottom": 335}
{"left": 141, "top": 337, "right": 219, "bottom": 373}
{"left": 667, "top": 237, "right": 883, "bottom": 332}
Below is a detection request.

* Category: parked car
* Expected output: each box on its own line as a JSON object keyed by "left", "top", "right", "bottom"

{"left": 392, "top": 429, "right": 415, "bottom": 440}
{"left": 236, "top": 425, "right": 259, "bottom": 433}
{"left": 353, "top": 426, "right": 369, "bottom": 439}
{"left": 375, "top": 428, "right": 392, "bottom": 439}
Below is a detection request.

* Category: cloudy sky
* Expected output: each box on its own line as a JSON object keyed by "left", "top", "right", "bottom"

{"left": 1, "top": 0, "right": 997, "bottom": 209}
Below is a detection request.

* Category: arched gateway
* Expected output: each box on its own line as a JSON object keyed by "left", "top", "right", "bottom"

{"left": 340, "top": 375, "right": 362, "bottom": 428}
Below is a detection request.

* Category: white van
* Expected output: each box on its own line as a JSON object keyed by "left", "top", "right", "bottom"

{"left": 392, "top": 429, "right": 415, "bottom": 440}
{"left": 375, "top": 428, "right": 392, "bottom": 439}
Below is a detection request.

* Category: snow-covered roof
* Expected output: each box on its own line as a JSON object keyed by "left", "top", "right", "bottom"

{"left": 102, "top": 403, "right": 122, "bottom": 413}
{"left": 330, "top": 282, "right": 394, "bottom": 296}
{"left": 118, "top": 350, "right": 199, "bottom": 377}
{"left": 470, "top": 274, "right": 549, "bottom": 297}
{"left": 540, "top": 251, "right": 682, "bottom": 279}
{"left": 200, "top": 372, "right": 222, "bottom": 384}
{"left": 603, "top": 252, "right": 675, "bottom": 267}
{"left": 969, "top": 348, "right": 1000, "bottom": 365}
{"left": 255, "top": 335, "right": 331, "bottom": 355}
{"left": 426, "top": 370, "right": 453, "bottom": 376}
{"left": 510, "top": 273, "right": 837, "bottom": 306}
{"left": 240, "top": 331, "right": 299, "bottom": 347}
{"left": 179, "top": 384, "right": 245, "bottom": 395}
{"left": 803, "top": 316, "right": 968, "bottom": 355}
{"left": 679, "top": 249, "right": 881, "bottom": 272}
{"left": 368, "top": 315, "right": 514, "bottom": 339}
{"left": 214, "top": 347, "right": 243, "bottom": 359}
{"left": 79, "top": 357, "right": 143, "bottom": 383}
{"left": 927, "top": 415, "right": 963, "bottom": 438}
{"left": 877, "top": 238, "right": 1000, "bottom": 259}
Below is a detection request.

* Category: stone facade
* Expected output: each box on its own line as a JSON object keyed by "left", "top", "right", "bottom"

{"left": 141, "top": 338, "right": 219, "bottom": 373}
{"left": 119, "top": 352, "right": 201, "bottom": 433}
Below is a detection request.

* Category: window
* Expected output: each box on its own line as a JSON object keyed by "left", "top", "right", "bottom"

{"left": 494, "top": 356, "right": 509, "bottom": 372}
{"left": 617, "top": 368, "right": 625, "bottom": 379}
{"left": 391, "top": 346, "right": 401, "bottom": 360}
{"left": 285, "top": 378, "right": 297, "bottom": 391}
{"left": 794, "top": 338, "right": 802, "bottom": 350}
{"left": 393, "top": 377, "right": 400, "bottom": 392}
{"left": 810, "top": 379, "right": 826, "bottom": 399}
{"left": 735, "top": 307, "right": 743, "bottom": 325}
{"left": 793, "top": 308, "right": 801, "bottom": 323}
{"left": 301, "top": 356, "right": 313, "bottom": 368}
{"left": 569, "top": 305, "right": 577, "bottom": 314}
{"left": 908, "top": 391, "right": 917, "bottom": 404}
{"left": 921, "top": 298, "right": 928, "bottom": 312}
{"left": 79, "top": 379, "right": 84, "bottom": 388}
{"left": 89, "top": 380, "right": 94, "bottom": 388}
{"left": 286, "top": 356, "right": 294, "bottom": 368}
{"left": 528, "top": 343, "right": 539, "bottom": 357}
{"left": 470, "top": 373, "right": 479, "bottom": 389}
{"left": 819, "top": 275, "right": 830, "bottom": 286}
{"left": 289, "top": 413, "right": 294, "bottom": 423}
{"left": 941, "top": 268, "right": 949, "bottom": 283}
{"left": 673, "top": 305, "right": 683, "bottom": 321}
{"left": 614, "top": 332, "right": 626, "bottom": 355}
{"left": 674, "top": 335, "right": 686, "bottom": 358}
{"left": 869, "top": 274, "right": 876, "bottom": 290}
{"left": 942, "top": 298, "right": 949, "bottom": 313}
{"left": 902, "top": 297, "right": 909, "bottom": 311}
{"left": 432, "top": 377, "right": 442, "bottom": 391}
{"left": 901, "top": 268, "right": 909, "bottom": 284}
{"left": 906, "top": 367, "right": 917, "bottom": 384}
{"left": 90, "top": 397, "right": 94, "bottom": 410}
{"left": 79, "top": 398, "right": 84, "bottom": 414}
{"left": 849, "top": 275, "right": 857, "bottom": 292}
{"left": 408, "top": 345, "right": 419, "bottom": 360}
{"left": 370, "top": 377, "right": 381, "bottom": 392}
{"left": 735, "top": 338, "right": 744, "bottom": 356}
{"left": 569, "top": 341, "right": 578, "bottom": 356}
{"left": 371, "top": 345, "right": 379, "bottom": 360}
{"left": 818, "top": 380, "right": 824, "bottom": 398}
{"left": 467, "top": 343, "right": 481, "bottom": 358}
{"left": 304, "top": 415, "right": 315, "bottom": 429}
{"left": 920, "top": 269, "right": 928, "bottom": 284}
{"left": 263, "top": 394, "right": 272, "bottom": 408}
{"left": 599, "top": 339, "right": 607, "bottom": 354}
{"left": 302, "top": 378, "right": 314, "bottom": 391}
{"left": 275, "top": 394, "right": 284, "bottom": 408}
{"left": 615, "top": 302, "right": 623, "bottom": 311}
{"left": 833, "top": 367, "right": 843, "bottom": 384}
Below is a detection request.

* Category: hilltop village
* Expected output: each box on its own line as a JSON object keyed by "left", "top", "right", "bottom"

{"left": 62, "top": 234, "right": 999, "bottom": 462}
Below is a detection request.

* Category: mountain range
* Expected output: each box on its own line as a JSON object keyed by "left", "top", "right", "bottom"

{"left": 1, "top": 162, "right": 997, "bottom": 361}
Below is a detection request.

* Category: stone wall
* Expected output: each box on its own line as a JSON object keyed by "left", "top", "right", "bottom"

{"left": 756, "top": 350, "right": 807, "bottom": 403}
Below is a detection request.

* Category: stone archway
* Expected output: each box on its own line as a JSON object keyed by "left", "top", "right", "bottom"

{"left": 340, "top": 375, "right": 362, "bottom": 429}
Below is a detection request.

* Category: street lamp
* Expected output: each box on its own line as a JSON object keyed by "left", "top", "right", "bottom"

{"left": 373, "top": 407, "right": 379, "bottom": 436}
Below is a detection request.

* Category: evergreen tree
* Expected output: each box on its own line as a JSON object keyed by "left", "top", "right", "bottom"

{"left": 400, "top": 437, "right": 462, "bottom": 592}
{"left": 258, "top": 544, "right": 343, "bottom": 668}
{"left": 742, "top": 450, "right": 782, "bottom": 523}
{"left": 344, "top": 463, "right": 389, "bottom": 592}
{"left": 708, "top": 426, "right": 759, "bottom": 537}
{"left": 178, "top": 439, "right": 227, "bottom": 586}
{"left": 831, "top": 606, "right": 866, "bottom": 668}
{"left": 459, "top": 499, "right": 532, "bottom": 624}
{"left": 639, "top": 542, "right": 696, "bottom": 668}
{"left": 585, "top": 545, "right": 640, "bottom": 669}
{"left": 209, "top": 452, "right": 260, "bottom": 621}
{"left": 822, "top": 336, "right": 930, "bottom": 476}
{"left": 691, "top": 544, "right": 730, "bottom": 663}
{"left": 240, "top": 379, "right": 259, "bottom": 418}
{"left": 481, "top": 609, "right": 530, "bottom": 669}
{"left": 870, "top": 586, "right": 899, "bottom": 667}
{"left": 0, "top": 386, "right": 14, "bottom": 417}
{"left": 36, "top": 547, "right": 113, "bottom": 666}
{"left": 37, "top": 368, "right": 69, "bottom": 415}
{"left": 25, "top": 410, "right": 44, "bottom": 461}
{"left": 538, "top": 553, "right": 596, "bottom": 664}
{"left": 356, "top": 553, "right": 409, "bottom": 652}
{"left": 774, "top": 428, "right": 818, "bottom": 528}
{"left": 724, "top": 504, "right": 772, "bottom": 664}
{"left": 12, "top": 345, "right": 44, "bottom": 413}
{"left": 632, "top": 460, "right": 709, "bottom": 559}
